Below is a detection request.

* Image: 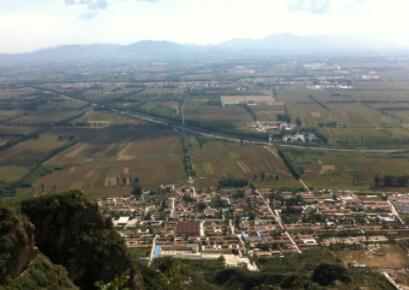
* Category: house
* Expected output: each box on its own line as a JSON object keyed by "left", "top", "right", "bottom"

{"left": 282, "top": 134, "right": 305, "bottom": 143}
{"left": 176, "top": 221, "right": 203, "bottom": 236}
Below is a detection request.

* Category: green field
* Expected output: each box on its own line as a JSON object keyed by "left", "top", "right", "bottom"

{"left": 0, "top": 133, "right": 69, "bottom": 182}
{"left": 140, "top": 100, "right": 180, "bottom": 119}
{"left": 72, "top": 110, "right": 144, "bottom": 127}
{"left": 190, "top": 137, "right": 299, "bottom": 189}
{"left": 185, "top": 105, "right": 253, "bottom": 132}
{"left": 35, "top": 127, "right": 186, "bottom": 196}
{"left": 288, "top": 102, "right": 398, "bottom": 128}
{"left": 285, "top": 148, "right": 409, "bottom": 190}
{"left": 252, "top": 104, "right": 285, "bottom": 121}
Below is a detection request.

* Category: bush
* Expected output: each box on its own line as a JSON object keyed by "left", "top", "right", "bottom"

{"left": 311, "top": 263, "right": 351, "bottom": 286}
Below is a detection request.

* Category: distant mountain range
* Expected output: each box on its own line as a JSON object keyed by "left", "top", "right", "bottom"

{"left": 0, "top": 34, "right": 401, "bottom": 62}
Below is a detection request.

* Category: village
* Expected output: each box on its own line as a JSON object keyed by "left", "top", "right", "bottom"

{"left": 97, "top": 177, "right": 409, "bottom": 279}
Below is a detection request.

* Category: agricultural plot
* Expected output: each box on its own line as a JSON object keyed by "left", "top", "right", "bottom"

{"left": 65, "top": 83, "right": 145, "bottom": 103}
{"left": 336, "top": 243, "right": 409, "bottom": 269}
{"left": 276, "top": 86, "right": 312, "bottom": 104}
{"left": 0, "top": 139, "right": 8, "bottom": 146}
{"left": 140, "top": 86, "right": 187, "bottom": 97}
{"left": 252, "top": 105, "right": 285, "bottom": 122}
{"left": 140, "top": 101, "right": 180, "bottom": 120}
{"left": 0, "top": 110, "right": 23, "bottom": 121}
{"left": 184, "top": 105, "right": 253, "bottom": 132}
{"left": 288, "top": 102, "right": 398, "bottom": 128}
{"left": 319, "top": 127, "right": 409, "bottom": 147}
{"left": 287, "top": 102, "right": 409, "bottom": 146}
{"left": 72, "top": 110, "right": 144, "bottom": 127}
{"left": 384, "top": 110, "right": 409, "bottom": 123}
{"left": 189, "top": 137, "right": 298, "bottom": 189}
{"left": 37, "top": 97, "right": 87, "bottom": 110}
{"left": 0, "top": 87, "right": 38, "bottom": 99}
{"left": 0, "top": 125, "right": 40, "bottom": 136}
{"left": 345, "top": 87, "right": 409, "bottom": 102}
{"left": 11, "top": 110, "right": 82, "bottom": 125}
{"left": 285, "top": 148, "right": 409, "bottom": 190}
{"left": 184, "top": 95, "right": 221, "bottom": 108}
{"left": 0, "top": 133, "right": 69, "bottom": 182}
{"left": 35, "top": 127, "right": 185, "bottom": 195}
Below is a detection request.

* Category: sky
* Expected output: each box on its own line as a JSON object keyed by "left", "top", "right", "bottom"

{"left": 0, "top": 0, "right": 408, "bottom": 53}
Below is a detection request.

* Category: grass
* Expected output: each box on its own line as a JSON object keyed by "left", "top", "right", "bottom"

{"left": 336, "top": 243, "right": 409, "bottom": 269}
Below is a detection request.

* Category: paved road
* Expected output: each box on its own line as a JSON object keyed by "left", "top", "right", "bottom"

{"left": 256, "top": 190, "right": 302, "bottom": 254}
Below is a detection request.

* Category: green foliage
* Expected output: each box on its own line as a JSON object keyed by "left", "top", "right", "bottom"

{"left": 211, "top": 196, "right": 229, "bottom": 208}
{"left": 182, "top": 194, "right": 194, "bottom": 203}
{"left": 21, "top": 191, "right": 130, "bottom": 290}
{"left": 296, "top": 117, "right": 302, "bottom": 127}
{"left": 96, "top": 275, "right": 130, "bottom": 290}
{"left": 19, "top": 165, "right": 63, "bottom": 188}
{"left": 0, "top": 206, "right": 30, "bottom": 284}
{"left": 277, "top": 148, "right": 302, "bottom": 180}
{"left": 195, "top": 202, "right": 207, "bottom": 212}
{"left": 3, "top": 254, "right": 77, "bottom": 290}
{"left": 375, "top": 175, "right": 409, "bottom": 188}
{"left": 277, "top": 113, "right": 291, "bottom": 124}
{"left": 311, "top": 263, "right": 351, "bottom": 286}
{"left": 132, "top": 178, "right": 142, "bottom": 197}
{"left": 219, "top": 177, "right": 249, "bottom": 188}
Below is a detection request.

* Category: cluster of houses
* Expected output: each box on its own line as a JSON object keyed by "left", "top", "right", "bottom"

{"left": 281, "top": 132, "right": 318, "bottom": 144}
{"left": 251, "top": 121, "right": 294, "bottom": 133}
{"left": 97, "top": 179, "right": 409, "bottom": 271}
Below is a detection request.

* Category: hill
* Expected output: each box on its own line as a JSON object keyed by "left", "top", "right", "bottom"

{"left": 0, "top": 34, "right": 397, "bottom": 63}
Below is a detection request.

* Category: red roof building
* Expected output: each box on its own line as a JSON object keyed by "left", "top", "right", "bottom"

{"left": 176, "top": 221, "right": 201, "bottom": 236}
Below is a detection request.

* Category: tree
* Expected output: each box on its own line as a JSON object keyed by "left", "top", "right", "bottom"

{"left": 311, "top": 264, "right": 351, "bottom": 286}
{"left": 296, "top": 117, "right": 302, "bottom": 127}
{"left": 374, "top": 175, "right": 382, "bottom": 187}
{"left": 132, "top": 178, "right": 142, "bottom": 197}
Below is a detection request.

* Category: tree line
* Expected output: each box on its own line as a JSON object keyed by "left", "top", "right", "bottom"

{"left": 374, "top": 175, "right": 409, "bottom": 188}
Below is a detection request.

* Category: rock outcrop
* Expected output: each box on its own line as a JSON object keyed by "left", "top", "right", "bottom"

{"left": 0, "top": 207, "right": 36, "bottom": 283}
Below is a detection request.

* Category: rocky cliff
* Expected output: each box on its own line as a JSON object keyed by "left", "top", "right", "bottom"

{"left": 0, "top": 206, "right": 36, "bottom": 284}
{"left": 1, "top": 191, "right": 143, "bottom": 290}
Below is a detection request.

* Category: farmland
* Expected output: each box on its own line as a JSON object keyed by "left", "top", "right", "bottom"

{"left": 1, "top": 54, "right": 409, "bottom": 198}
{"left": 0, "top": 133, "right": 69, "bottom": 182}
{"left": 34, "top": 127, "right": 186, "bottom": 196}
{"left": 184, "top": 105, "right": 254, "bottom": 132}
{"left": 284, "top": 148, "right": 409, "bottom": 190}
{"left": 72, "top": 109, "right": 144, "bottom": 127}
{"left": 190, "top": 137, "right": 299, "bottom": 188}
{"left": 337, "top": 243, "right": 409, "bottom": 269}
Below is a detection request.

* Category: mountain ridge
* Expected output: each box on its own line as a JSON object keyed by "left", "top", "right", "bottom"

{"left": 0, "top": 34, "right": 401, "bottom": 62}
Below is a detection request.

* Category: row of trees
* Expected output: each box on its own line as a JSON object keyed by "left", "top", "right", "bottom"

{"left": 374, "top": 175, "right": 409, "bottom": 188}
{"left": 219, "top": 176, "right": 249, "bottom": 188}
{"left": 277, "top": 148, "right": 302, "bottom": 179}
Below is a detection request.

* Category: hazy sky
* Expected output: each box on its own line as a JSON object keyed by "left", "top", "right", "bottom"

{"left": 0, "top": 0, "right": 408, "bottom": 53}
